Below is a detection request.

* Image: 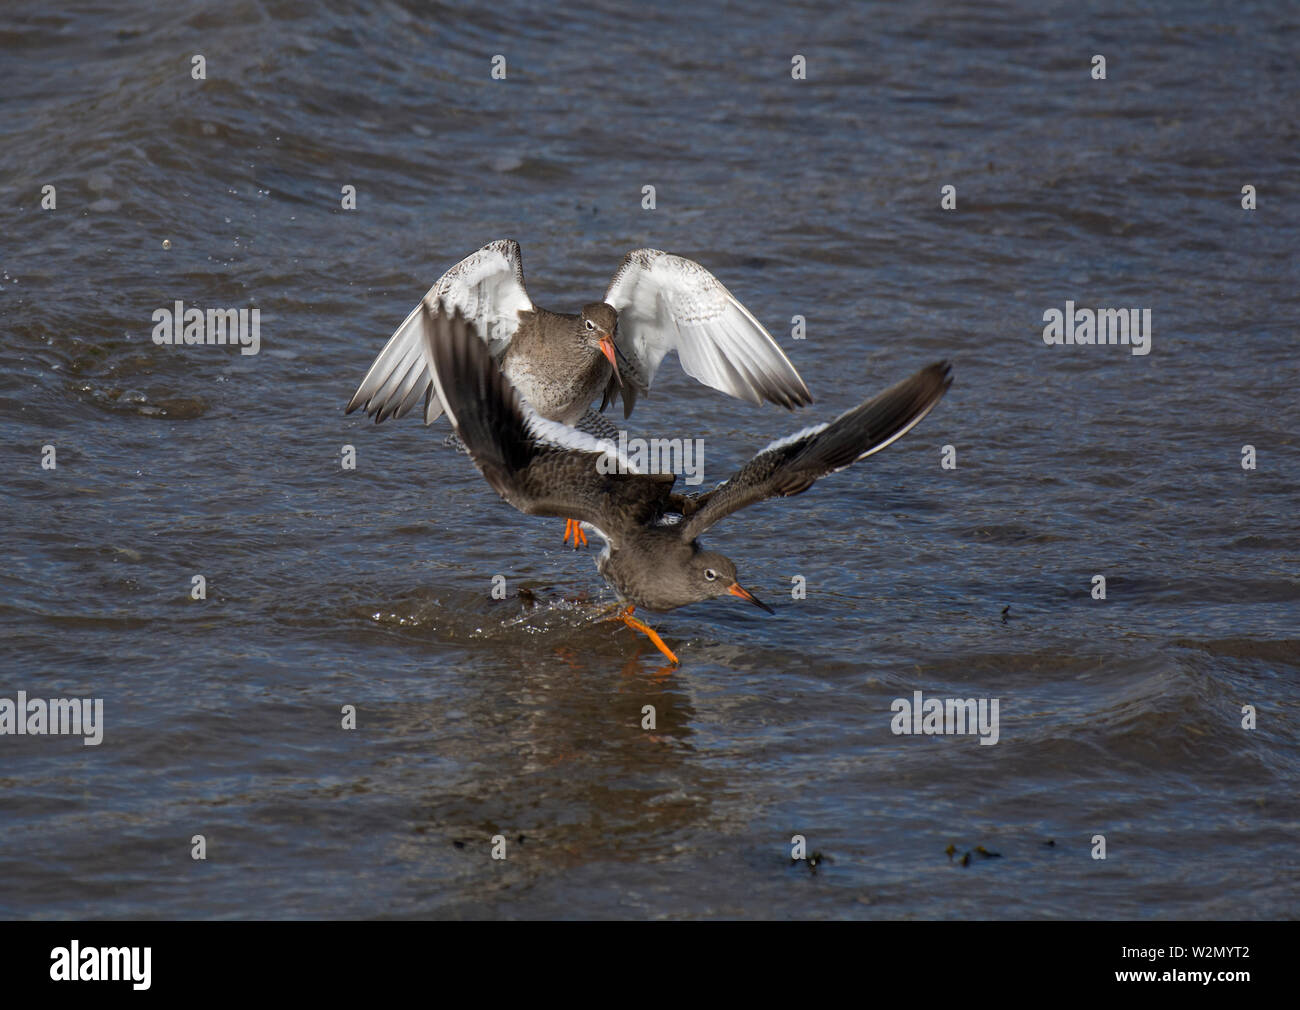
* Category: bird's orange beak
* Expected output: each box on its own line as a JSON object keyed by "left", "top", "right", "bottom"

{"left": 599, "top": 333, "right": 622, "bottom": 386}
{"left": 728, "top": 582, "right": 774, "bottom": 614}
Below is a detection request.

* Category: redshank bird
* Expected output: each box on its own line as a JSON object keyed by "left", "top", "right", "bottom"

{"left": 419, "top": 304, "right": 952, "bottom": 665}
{"left": 345, "top": 239, "right": 813, "bottom": 548}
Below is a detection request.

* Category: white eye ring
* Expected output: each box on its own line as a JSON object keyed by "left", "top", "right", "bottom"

{"left": 704, "top": 568, "right": 717, "bottom": 581}
{"left": 585, "top": 319, "right": 595, "bottom": 330}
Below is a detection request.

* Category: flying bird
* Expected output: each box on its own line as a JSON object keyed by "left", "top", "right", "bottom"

{"left": 419, "top": 304, "right": 952, "bottom": 665}
{"left": 345, "top": 239, "right": 812, "bottom": 547}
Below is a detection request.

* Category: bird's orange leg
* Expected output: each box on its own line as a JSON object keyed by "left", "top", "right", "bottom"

{"left": 562, "top": 519, "right": 588, "bottom": 549}
{"left": 606, "top": 605, "right": 678, "bottom": 666}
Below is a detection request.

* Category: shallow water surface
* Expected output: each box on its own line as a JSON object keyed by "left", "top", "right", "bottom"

{"left": 1, "top": 1, "right": 1297, "bottom": 919}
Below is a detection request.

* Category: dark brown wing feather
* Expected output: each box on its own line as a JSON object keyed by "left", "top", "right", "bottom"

{"left": 422, "top": 304, "right": 676, "bottom": 536}
{"left": 678, "top": 362, "right": 953, "bottom": 541}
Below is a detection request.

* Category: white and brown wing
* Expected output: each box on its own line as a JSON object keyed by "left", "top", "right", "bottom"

{"left": 347, "top": 239, "right": 533, "bottom": 424}
{"left": 678, "top": 362, "right": 952, "bottom": 541}
{"left": 601, "top": 249, "right": 812, "bottom": 417}
{"left": 421, "top": 303, "right": 677, "bottom": 538}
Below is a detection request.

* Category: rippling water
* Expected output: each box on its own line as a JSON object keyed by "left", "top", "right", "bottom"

{"left": 2, "top": 1, "right": 1297, "bottom": 919}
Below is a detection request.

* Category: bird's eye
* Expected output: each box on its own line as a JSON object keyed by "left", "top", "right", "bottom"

{"left": 585, "top": 319, "right": 595, "bottom": 330}
{"left": 704, "top": 568, "right": 717, "bottom": 581}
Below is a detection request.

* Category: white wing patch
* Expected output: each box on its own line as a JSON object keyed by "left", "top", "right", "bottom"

{"left": 524, "top": 410, "right": 642, "bottom": 475}
{"left": 347, "top": 239, "right": 532, "bottom": 424}
{"left": 427, "top": 239, "right": 533, "bottom": 355}
{"left": 759, "top": 422, "right": 829, "bottom": 455}
{"left": 762, "top": 392, "right": 944, "bottom": 477}
{"left": 603, "top": 249, "right": 812, "bottom": 410}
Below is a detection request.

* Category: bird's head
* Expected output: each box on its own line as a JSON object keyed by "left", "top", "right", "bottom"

{"left": 690, "top": 549, "right": 773, "bottom": 613}
{"left": 580, "top": 302, "right": 621, "bottom": 384}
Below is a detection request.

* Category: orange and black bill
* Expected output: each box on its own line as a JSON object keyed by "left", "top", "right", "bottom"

{"left": 729, "top": 582, "right": 774, "bottom": 614}
{"left": 598, "top": 335, "right": 622, "bottom": 386}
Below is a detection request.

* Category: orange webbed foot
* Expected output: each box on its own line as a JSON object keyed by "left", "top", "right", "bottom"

{"left": 607, "top": 605, "right": 679, "bottom": 666}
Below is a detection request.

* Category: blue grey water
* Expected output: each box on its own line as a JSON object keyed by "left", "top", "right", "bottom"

{"left": 1, "top": 1, "right": 1297, "bottom": 919}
